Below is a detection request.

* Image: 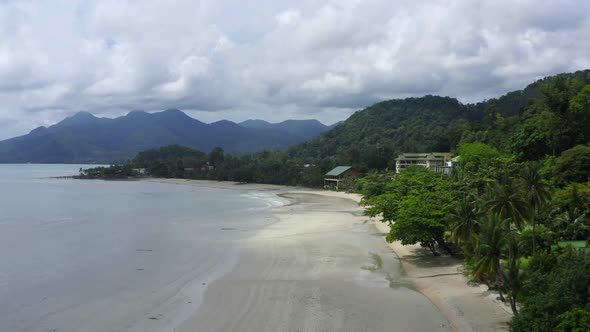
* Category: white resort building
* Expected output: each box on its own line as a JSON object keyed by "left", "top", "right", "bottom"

{"left": 395, "top": 152, "right": 456, "bottom": 174}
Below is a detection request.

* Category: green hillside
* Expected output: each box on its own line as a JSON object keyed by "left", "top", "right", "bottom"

{"left": 289, "top": 70, "right": 590, "bottom": 171}
{"left": 288, "top": 95, "right": 471, "bottom": 170}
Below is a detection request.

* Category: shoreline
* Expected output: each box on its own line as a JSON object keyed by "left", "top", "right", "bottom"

{"left": 149, "top": 178, "right": 512, "bottom": 331}
{"left": 306, "top": 189, "right": 513, "bottom": 331}
{"left": 302, "top": 190, "right": 513, "bottom": 332}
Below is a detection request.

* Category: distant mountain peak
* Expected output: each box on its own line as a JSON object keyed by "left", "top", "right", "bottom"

{"left": 126, "top": 110, "right": 148, "bottom": 116}
{"left": 153, "top": 108, "right": 194, "bottom": 120}
{"left": 72, "top": 111, "right": 96, "bottom": 118}
{"left": 57, "top": 111, "right": 98, "bottom": 126}
{"left": 238, "top": 119, "right": 273, "bottom": 130}
{"left": 212, "top": 119, "right": 235, "bottom": 125}
{"left": 161, "top": 108, "right": 184, "bottom": 114}
{"left": 279, "top": 119, "right": 326, "bottom": 127}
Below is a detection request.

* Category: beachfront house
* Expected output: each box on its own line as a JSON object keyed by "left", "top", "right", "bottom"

{"left": 324, "top": 166, "right": 359, "bottom": 189}
{"left": 132, "top": 168, "right": 148, "bottom": 176}
{"left": 395, "top": 152, "right": 454, "bottom": 174}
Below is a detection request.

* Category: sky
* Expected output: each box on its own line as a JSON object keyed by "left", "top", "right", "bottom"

{"left": 1, "top": 0, "right": 590, "bottom": 140}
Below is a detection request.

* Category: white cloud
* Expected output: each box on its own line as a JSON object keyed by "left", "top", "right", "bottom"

{"left": 0, "top": 0, "right": 589, "bottom": 139}
{"left": 276, "top": 9, "right": 300, "bottom": 27}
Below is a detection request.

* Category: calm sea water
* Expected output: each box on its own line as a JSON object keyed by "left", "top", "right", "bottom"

{"left": 0, "top": 164, "right": 279, "bottom": 332}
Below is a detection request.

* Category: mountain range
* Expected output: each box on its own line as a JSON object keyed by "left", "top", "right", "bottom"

{"left": 0, "top": 110, "right": 332, "bottom": 163}
{"left": 1, "top": 69, "right": 588, "bottom": 164}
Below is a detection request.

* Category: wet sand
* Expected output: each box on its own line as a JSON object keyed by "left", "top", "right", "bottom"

{"left": 149, "top": 179, "right": 511, "bottom": 331}
{"left": 176, "top": 192, "right": 450, "bottom": 332}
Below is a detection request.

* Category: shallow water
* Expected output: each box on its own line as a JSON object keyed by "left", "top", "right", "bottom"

{"left": 0, "top": 164, "right": 276, "bottom": 332}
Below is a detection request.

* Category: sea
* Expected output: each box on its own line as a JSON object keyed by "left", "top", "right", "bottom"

{"left": 0, "top": 164, "right": 281, "bottom": 332}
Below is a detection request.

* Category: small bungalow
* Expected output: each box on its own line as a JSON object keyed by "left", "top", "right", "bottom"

{"left": 324, "top": 166, "right": 359, "bottom": 189}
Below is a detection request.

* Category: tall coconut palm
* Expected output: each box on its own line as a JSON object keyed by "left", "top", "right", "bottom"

{"left": 450, "top": 193, "right": 482, "bottom": 249}
{"left": 473, "top": 214, "right": 511, "bottom": 301}
{"left": 521, "top": 161, "right": 551, "bottom": 255}
{"left": 486, "top": 180, "right": 529, "bottom": 231}
{"left": 484, "top": 178, "right": 529, "bottom": 295}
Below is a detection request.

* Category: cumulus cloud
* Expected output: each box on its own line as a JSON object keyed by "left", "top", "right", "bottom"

{"left": 0, "top": 0, "right": 589, "bottom": 139}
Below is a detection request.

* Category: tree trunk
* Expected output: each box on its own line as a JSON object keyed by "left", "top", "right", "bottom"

{"left": 496, "top": 262, "right": 506, "bottom": 302}
{"left": 509, "top": 295, "right": 518, "bottom": 316}
{"left": 428, "top": 243, "right": 438, "bottom": 256}
{"left": 531, "top": 209, "right": 537, "bottom": 256}
{"left": 435, "top": 236, "right": 454, "bottom": 256}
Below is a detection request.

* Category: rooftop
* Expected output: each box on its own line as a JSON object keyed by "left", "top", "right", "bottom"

{"left": 325, "top": 166, "right": 352, "bottom": 176}
{"left": 395, "top": 152, "right": 453, "bottom": 161}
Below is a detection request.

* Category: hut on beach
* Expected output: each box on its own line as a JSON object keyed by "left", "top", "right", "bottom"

{"left": 324, "top": 166, "right": 359, "bottom": 189}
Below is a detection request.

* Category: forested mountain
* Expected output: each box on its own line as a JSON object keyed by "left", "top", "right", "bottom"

{"left": 0, "top": 109, "right": 330, "bottom": 163}
{"left": 288, "top": 69, "right": 590, "bottom": 170}
{"left": 288, "top": 96, "right": 473, "bottom": 169}
{"left": 238, "top": 119, "right": 330, "bottom": 141}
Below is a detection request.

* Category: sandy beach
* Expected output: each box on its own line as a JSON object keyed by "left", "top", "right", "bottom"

{"left": 149, "top": 179, "right": 511, "bottom": 331}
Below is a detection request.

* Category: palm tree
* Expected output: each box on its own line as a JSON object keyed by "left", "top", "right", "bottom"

{"left": 450, "top": 194, "right": 481, "bottom": 248}
{"left": 504, "top": 244, "right": 523, "bottom": 316}
{"left": 486, "top": 181, "right": 529, "bottom": 230}
{"left": 520, "top": 161, "right": 551, "bottom": 255}
{"left": 485, "top": 178, "right": 529, "bottom": 284}
{"left": 473, "top": 214, "right": 510, "bottom": 301}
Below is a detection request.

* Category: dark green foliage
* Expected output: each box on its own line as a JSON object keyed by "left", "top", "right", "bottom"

{"left": 546, "top": 182, "right": 590, "bottom": 241}
{"left": 82, "top": 164, "right": 137, "bottom": 178}
{"left": 554, "top": 305, "right": 590, "bottom": 332}
{"left": 553, "top": 145, "right": 590, "bottom": 185}
{"left": 457, "top": 142, "right": 517, "bottom": 192}
{"left": 134, "top": 145, "right": 206, "bottom": 166}
{"left": 508, "top": 108, "right": 557, "bottom": 160}
{"left": 357, "top": 171, "right": 392, "bottom": 199}
{"left": 459, "top": 70, "right": 590, "bottom": 160}
{"left": 457, "top": 143, "right": 501, "bottom": 173}
{"left": 362, "top": 167, "right": 456, "bottom": 255}
{"left": 86, "top": 145, "right": 331, "bottom": 187}
{"left": 511, "top": 250, "right": 590, "bottom": 332}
